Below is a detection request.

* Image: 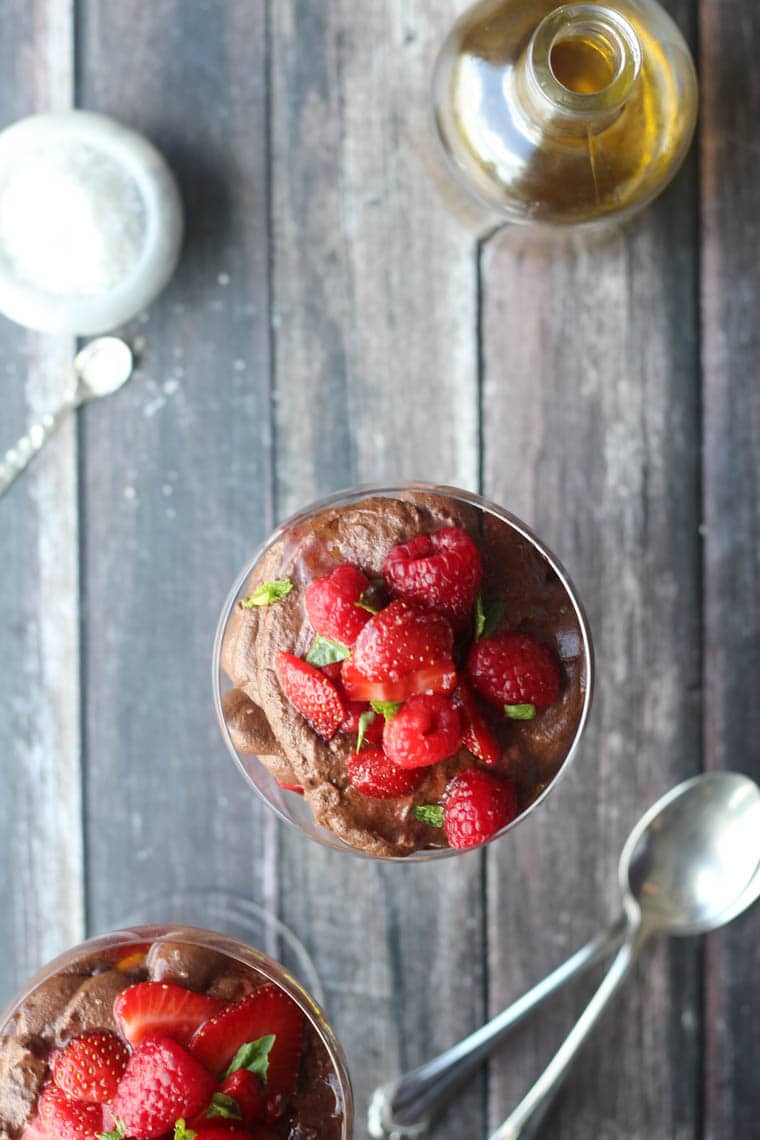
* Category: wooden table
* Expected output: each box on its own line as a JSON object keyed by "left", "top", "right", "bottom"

{"left": 1, "top": 3, "right": 757, "bottom": 1138}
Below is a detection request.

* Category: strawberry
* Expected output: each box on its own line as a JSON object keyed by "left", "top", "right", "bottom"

{"left": 319, "top": 661, "right": 343, "bottom": 683}
{"left": 111, "top": 1035, "right": 215, "bottom": 1139}
{"left": 384, "top": 527, "right": 483, "bottom": 623}
{"left": 51, "top": 1030, "right": 129, "bottom": 1104}
{"left": 305, "top": 563, "right": 372, "bottom": 646}
{"left": 114, "top": 981, "right": 223, "bottom": 1047}
{"left": 341, "top": 658, "right": 457, "bottom": 703}
{"left": 189, "top": 984, "right": 304, "bottom": 1096}
{"left": 467, "top": 631, "right": 561, "bottom": 712}
{"left": 452, "top": 683, "right": 501, "bottom": 765}
{"left": 383, "top": 695, "right": 462, "bottom": 769}
{"left": 351, "top": 600, "right": 453, "bottom": 682}
{"left": 216, "top": 1069, "right": 265, "bottom": 1123}
{"left": 443, "top": 768, "right": 518, "bottom": 849}
{"left": 339, "top": 701, "right": 385, "bottom": 743}
{"left": 275, "top": 651, "right": 346, "bottom": 740}
{"left": 20, "top": 1116, "right": 49, "bottom": 1140}
{"left": 37, "top": 1085, "right": 102, "bottom": 1140}
{"left": 346, "top": 747, "right": 426, "bottom": 798}
{"left": 276, "top": 779, "right": 305, "bottom": 794}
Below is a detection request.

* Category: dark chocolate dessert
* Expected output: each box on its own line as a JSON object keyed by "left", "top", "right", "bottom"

{"left": 220, "top": 488, "right": 589, "bottom": 857}
{"left": 0, "top": 932, "right": 346, "bottom": 1140}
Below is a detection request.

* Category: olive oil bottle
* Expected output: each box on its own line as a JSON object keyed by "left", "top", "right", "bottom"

{"left": 432, "top": 0, "right": 698, "bottom": 226}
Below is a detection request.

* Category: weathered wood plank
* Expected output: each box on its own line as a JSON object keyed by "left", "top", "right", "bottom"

{"left": 479, "top": 13, "right": 702, "bottom": 1132}
{"left": 700, "top": 1, "right": 760, "bottom": 1135}
{"left": 268, "top": 3, "right": 486, "bottom": 1135}
{"left": 76, "top": 1, "right": 277, "bottom": 930}
{"left": 0, "top": 0, "right": 83, "bottom": 1009}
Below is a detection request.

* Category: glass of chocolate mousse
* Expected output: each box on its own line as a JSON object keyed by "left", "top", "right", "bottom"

{"left": 213, "top": 483, "right": 594, "bottom": 861}
{"left": 0, "top": 925, "right": 352, "bottom": 1140}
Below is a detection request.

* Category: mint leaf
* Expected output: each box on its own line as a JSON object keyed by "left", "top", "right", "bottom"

{"left": 504, "top": 703, "right": 536, "bottom": 720}
{"left": 242, "top": 579, "right": 293, "bottom": 608}
{"left": 475, "top": 594, "right": 505, "bottom": 640}
{"left": 172, "top": 1122, "right": 196, "bottom": 1140}
{"left": 224, "top": 1034, "right": 276, "bottom": 1082}
{"left": 98, "top": 1120, "right": 126, "bottom": 1140}
{"left": 414, "top": 804, "right": 444, "bottom": 828}
{"left": 306, "top": 634, "right": 350, "bottom": 666}
{"left": 357, "top": 709, "right": 377, "bottom": 751}
{"left": 370, "top": 700, "right": 402, "bottom": 719}
{"left": 354, "top": 597, "right": 380, "bottom": 614}
{"left": 206, "top": 1094, "right": 242, "bottom": 1120}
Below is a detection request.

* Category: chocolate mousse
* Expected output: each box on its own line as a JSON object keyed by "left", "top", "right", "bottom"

{"left": 220, "top": 488, "right": 589, "bottom": 857}
{"left": 0, "top": 934, "right": 346, "bottom": 1140}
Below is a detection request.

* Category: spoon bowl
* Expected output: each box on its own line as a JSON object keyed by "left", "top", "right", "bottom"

{"left": 621, "top": 772, "right": 760, "bottom": 935}
{"left": 74, "top": 336, "right": 134, "bottom": 400}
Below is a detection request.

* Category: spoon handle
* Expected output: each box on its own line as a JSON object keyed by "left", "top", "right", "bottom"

{"left": 488, "top": 924, "right": 645, "bottom": 1140}
{"left": 367, "top": 915, "right": 628, "bottom": 1139}
{"left": 0, "top": 392, "right": 78, "bottom": 498}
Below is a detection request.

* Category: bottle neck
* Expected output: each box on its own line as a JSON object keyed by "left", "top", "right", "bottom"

{"left": 517, "top": 3, "right": 642, "bottom": 136}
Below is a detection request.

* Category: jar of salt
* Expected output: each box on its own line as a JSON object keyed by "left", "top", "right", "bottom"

{"left": 0, "top": 110, "right": 183, "bottom": 334}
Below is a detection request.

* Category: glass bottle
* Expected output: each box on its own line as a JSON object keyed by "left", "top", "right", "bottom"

{"left": 432, "top": 0, "right": 698, "bottom": 226}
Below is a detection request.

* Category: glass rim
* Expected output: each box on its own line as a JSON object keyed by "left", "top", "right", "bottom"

{"left": 0, "top": 923, "right": 353, "bottom": 1140}
{"left": 212, "top": 481, "right": 595, "bottom": 862}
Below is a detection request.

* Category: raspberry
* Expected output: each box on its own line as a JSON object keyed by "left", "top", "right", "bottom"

{"left": 111, "top": 1035, "right": 215, "bottom": 1139}
{"left": 275, "top": 651, "right": 347, "bottom": 739}
{"left": 443, "top": 768, "right": 518, "bottom": 849}
{"left": 466, "top": 632, "right": 561, "bottom": 711}
{"left": 383, "top": 694, "right": 462, "bottom": 769}
{"left": 351, "top": 600, "right": 453, "bottom": 682}
{"left": 305, "top": 563, "right": 371, "bottom": 646}
{"left": 346, "top": 748, "right": 425, "bottom": 797}
{"left": 383, "top": 527, "right": 483, "bottom": 623}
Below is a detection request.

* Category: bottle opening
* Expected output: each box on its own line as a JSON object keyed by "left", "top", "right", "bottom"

{"left": 549, "top": 31, "right": 619, "bottom": 95}
{"left": 528, "top": 4, "right": 642, "bottom": 116}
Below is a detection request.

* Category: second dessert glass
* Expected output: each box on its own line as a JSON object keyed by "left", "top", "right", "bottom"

{"left": 213, "top": 482, "right": 594, "bottom": 861}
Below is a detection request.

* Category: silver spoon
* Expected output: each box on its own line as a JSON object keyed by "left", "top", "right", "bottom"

{"left": 369, "top": 772, "right": 760, "bottom": 1140}
{"left": 0, "top": 336, "right": 133, "bottom": 498}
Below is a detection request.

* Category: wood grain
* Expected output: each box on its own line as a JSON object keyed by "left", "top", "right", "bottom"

{"left": 479, "top": 17, "right": 703, "bottom": 1129}
{"left": 75, "top": 0, "right": 278, "bottom": 929}
{"left": 0, "top": 0, "right": 83, "bottom": 1009}
{"left": 268, "top": 3, "right": 487, "bottom": 1136}
{"left": 700, "top": 1, "right": 760, "bottom": 1136}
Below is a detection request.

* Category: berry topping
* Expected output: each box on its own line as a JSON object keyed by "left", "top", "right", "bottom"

{"left": 341, "top": 658, "right": 458, "bottom": 703}
{"left": 382, "top": 694, "right": 462, "bottom": 769}
{"left": 216, "top": 1069, "right": 265, "bottom": 1123}
{"left": 192, "top": 1128, "right": 253, "bottom": 1140}
{"left": 467, "top": 631, "right": 561, "bottom": 711}
{"left": 37, "top": 1085, "right": 104, "bottom": 1140}
{"left": 189, "top": 984, "right": 305, "bottom": 1096}
{"left": 384, "top": 527, "right": 483, "bottom": 623}
{"left": 351, "top": 600, "right": 453, "bottom": 682}
{"left": 340, "top": 701, "right": 384, "bottom": 744}
{"left": 275, "top": 779, "right": 305, "bottom": 794}
{"left": 346, "top": 748, "right": 426, "bottom": 798}
{"left": 111, "top": 1035, "right": 213, "bottom": 1138}
{"left": 114, "top": 981, "right": 224, "bottom": 1048}
{"left": 305, "top": 563, "right": 371, "bottom": 646}
{"left": 51, "top": 1030, "right": 129, "bottom": 1104}
{"left": 275, "top": 651, "right": 347, "bottom": 740}
{"left": 452, "top": 683, "right": 501, "bottom": 765}
{"left": 443, "top": 769, "right": 518, "bottom": 849}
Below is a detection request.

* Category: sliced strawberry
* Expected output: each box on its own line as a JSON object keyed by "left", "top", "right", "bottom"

{"left": 37, "top": 1084, "right": 103, "bottom": 1140}
{"left": 51, "top": 1030, "right": 129, "bottom": 1104}
{"left": 189, "top": 984, "right": 305, "bottom": 1096}
{"left": 114, "top": 981, "right": 224, "bottom": 1047}
{"left": 341, "top": 658, "right": 457, "bottom": 703}
{"left": 276, "top": 779, "right": 305, "bottom": 795}
{"left": 452, "top": 683, "right": 501, "bottom": 765}
{"left": 217, "top": 1068, "right": 266, "bottom": 1123}
{"left": 319, "top": 661, "right": 343, "bottom": 683}
{"left": 112, "top": 1035, "right": 215, "bottom": 1139}
{"left": 275, "top": 651, "right": 346, "bottom": 740}
{"left": 20, "top": 1115, "right": 49, "bottom": 1140}
{"left": 351, "top": 600, "right": 453, "bottom": 682}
